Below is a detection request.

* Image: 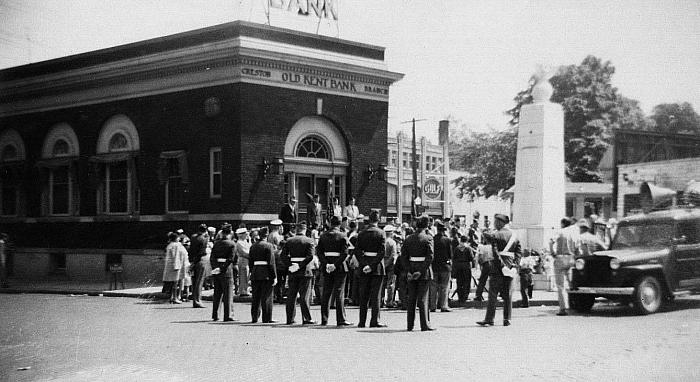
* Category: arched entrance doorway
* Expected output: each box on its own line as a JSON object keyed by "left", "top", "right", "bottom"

{"left": 283, "top": 116, "right": 348, "bottom": 223}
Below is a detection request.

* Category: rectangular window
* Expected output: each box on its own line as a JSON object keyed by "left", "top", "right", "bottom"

{"left": 50, "top": 166, "right": 70, "bottom": 215}
{"left": 402, "top": 152, "right": 408, "bottom": 169}
{"left": 0, "top": 184, "right": 17, "bottom": 216}
{"left": 425, "top": 156, "right": 431, "bottom": 171}
{"left": 402, "top": 186, "right": 414, "bottom": 208}
{"left": 166, "top": 158, "right": 186, "bottom": 212}
{"left": 432, "top": 157, "right": 437, "bottom": 171}
{"left": 210, "top": 147, "right": 222, "bottom": 198}
{"left": 390, "top": 151, "right": 397, "bottom": 167}
{"left": 106, "top": 161, "right": 129, "bottom": 214}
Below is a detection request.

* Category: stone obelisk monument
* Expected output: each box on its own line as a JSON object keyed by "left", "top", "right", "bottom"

{"left": 511, "top": 76, "right": 566, "bottom": 250}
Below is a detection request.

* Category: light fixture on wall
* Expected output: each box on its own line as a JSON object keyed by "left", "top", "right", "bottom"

{"left": 366, "top": 163, "right": 388, "bottom": 182}
{"left": 260, "top": 157, "right": 285, "bottom": 179}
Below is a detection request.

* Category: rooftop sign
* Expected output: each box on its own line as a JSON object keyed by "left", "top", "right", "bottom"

{"left": 269, "top": 0, "right": 339, "bottom": 20}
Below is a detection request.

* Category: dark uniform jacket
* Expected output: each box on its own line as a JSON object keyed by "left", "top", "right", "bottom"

{"left": 210, "top": 239, "right": 237, "bottom": 278}
{"left": 188, "top": 233, "right": 208, "bottom": 264}
{"left": 282, "top": 234, "right": 315, "bottom": 278}
{"left": 317, "top": 228, "right": 349, "bottom": 273}
{"left": 249, "top": 240, "right": 278, "bottom": 281}
{"left": 356, "top": 225, "right": 386, "bottom": 276}
{"left": 453, "top": 243, "right": 475, "bottom": 266}
{"left": 399, "top": 230, "right": 434, "bottom": 281}
{"left": 484, "top": 228, "right": 521, "bottom": 277}
{"left": 279, "top": 204, "right": 297, "bottom": 224}
{"left": 432, "top": 232, "right": 453, "bottom": 273}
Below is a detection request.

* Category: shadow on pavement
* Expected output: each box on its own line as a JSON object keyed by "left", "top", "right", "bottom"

{"left": 355, "top": 329, "right": 406, "bottom": 334}
{"left": 170, "top": 320, "right": 213, "bottom": 324}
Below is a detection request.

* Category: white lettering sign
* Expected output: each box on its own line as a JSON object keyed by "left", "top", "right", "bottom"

{"left": 269, "top": 0, "right": 339, "bottom": 20}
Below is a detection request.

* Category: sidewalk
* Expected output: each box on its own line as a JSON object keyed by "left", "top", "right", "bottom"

{"left": 0, "top": 278, "right": 559, "bottom": 306}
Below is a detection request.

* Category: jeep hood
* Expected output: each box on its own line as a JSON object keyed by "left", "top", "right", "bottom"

{"left": 592, "top": 247, "right": 670, "bottom": 264}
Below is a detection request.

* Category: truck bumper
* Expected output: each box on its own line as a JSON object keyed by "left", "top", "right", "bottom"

{"left": 568, "top": 287, "right": 635, "bottom": 295}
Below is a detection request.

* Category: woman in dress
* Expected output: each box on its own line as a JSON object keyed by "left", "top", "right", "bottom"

{"left": 163, "top": 231, "right": 188, "bottom": 303}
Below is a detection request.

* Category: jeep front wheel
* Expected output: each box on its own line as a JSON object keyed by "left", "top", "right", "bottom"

{"left": 633, "top": 276, "right": 663, "bottom": 315}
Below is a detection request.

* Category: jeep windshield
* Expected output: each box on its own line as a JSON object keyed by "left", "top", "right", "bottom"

{"left": 612, "top": 223, "right": 674, "bottom": 249}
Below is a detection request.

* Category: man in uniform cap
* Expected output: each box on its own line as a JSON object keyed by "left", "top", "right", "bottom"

{"left": 577, "top": 218, "right": 607, "bottom": 257}
{"left": 400, "top": 215, "right": 435, "bottom": 331}
{"left": 383, "top": 224, "right": 398, "bottom": 308}
{"left": 282, "top": 221, "right": 316, "bottom": 325}
{"left": 477, "top": 214, "right": 520, "bottom": 327}
{"left": 355, "top": 210, "right": 387, "bottom": 328}
{"left": 188, "top": 223, "right": 210, "bottom": 308}
{"left": 249, "top": 227, "right": 278, "bottom": 323}
{"left": 317, "top": 215, "right": 353, "bottom": 326}
{"left": 279, "top": 195, "right": 298, "bottom": 235}
{"left": 268, "top": 219, "right": 286, "bottom": 304}
{"left": 235, "top": 227, "right": 251, "bottom": 297}
{"left": 210, "top": 223, "right": 237, "bottom": 321}
{"left": 430, "top": 220, "right": 453, "bottom": 312}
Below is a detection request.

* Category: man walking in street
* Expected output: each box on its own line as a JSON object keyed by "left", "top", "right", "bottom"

{"left": 549, "top": 217, "right": 579, "bottom": 316}
{"left": 477, "top": 214, "right": 521, "bottom": 327}
{"left": 250, "top": 227, "right": 277, "bottom": 323}
{"left": 474, "top": 232, "right": 493, "bottom": 302}
{"left": 401, "top": 215, "right": 435, "bottom": 331}
{"left": 355, "top": 210, "right": 387, "bottom": 328}
{"left": 210, "top": 224, "right": 236, "bottom": 322}
{"left": 317, "top": 215, "right": 353, "bottom": 326}
{"left": 235, "top": 227, "right": 251, "bottom": 297}
{"left": 282, "top": 222, "right": 316, "bottom": 325}
{"left": 188, "top": 224, "right": 209, "bottom": 308}
{"left": 452, "top": 235, "right": 475, "bottom": 304}
{"left": 383, "top": 224, "right": 398, "bottom": 308}
{"left": 430, "top": 220, "right": 453, "bottom": 312}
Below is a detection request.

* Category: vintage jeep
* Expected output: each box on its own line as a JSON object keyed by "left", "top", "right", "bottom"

{"left": 569, "top": 182, "right": 700, "bottom": 315}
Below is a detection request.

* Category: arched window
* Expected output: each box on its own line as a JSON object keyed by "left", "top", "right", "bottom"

{"left": 296, "top": 136, "right": 330, "bottom": 159}
{"left": 1, "top": 145, "right": 17, "bottom": 161}
{"left": 52, "top": 139, "right": 69, "bottom": 157}
{"left": 109, "top": 133, "right": 128, "bottom": 152}
{"left": 40, "top": 123, "right": 80, "bottom": 216}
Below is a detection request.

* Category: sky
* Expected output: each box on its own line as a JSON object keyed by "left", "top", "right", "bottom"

{"left": 1, "top": 0, "right": 699, "bottom": 142}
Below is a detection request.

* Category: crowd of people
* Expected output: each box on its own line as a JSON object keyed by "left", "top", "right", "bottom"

{"left": 161, "top": 193, "right": 610, "bottom": 330}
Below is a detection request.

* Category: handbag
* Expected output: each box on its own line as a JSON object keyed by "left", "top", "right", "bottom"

{"left": 498, "top": 232, "right": 518, "bottom": 278}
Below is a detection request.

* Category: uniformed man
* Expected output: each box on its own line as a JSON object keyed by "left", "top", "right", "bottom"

{"left": 400, "top": 216, "right": 435, "bottom": 331}
{"left": 279, "top": 194, "right": 297, "bottom": 235}
{"left": 188, "top": 223, "right": 209, "bottom": 308}
{"left": 429, "top": 220, "right": 453, "bottom": 312}
{"left": 235, "top": 227, "right": 252, "bottom": 297}
{"left": 477, "top": 214, "right": 521, "bottom": 327}
{"left": 250, "top": 227, "right": 278, "bottom": 323}
{"left": 383, "top": 224, "right": 398, "bottom": 308}
{"left": 268, "top": 219, "right": 286, "bottom": 303}
{"left": 282, "top": 222, "right": 316, "bottom": 325}
{"left": 210, "top": 223, "right": 236, "bottom": 322}
{"left": 317, "top": 215, "right": 353, "bottom": 326}
{"left": 355, "top": 210, "right": 387, "bottom": 328}
{"left": 452, "top": 235, "right": 475, "bottom": 304}
{"left": 577, "top": 219, "right": 607, "bottom": 256}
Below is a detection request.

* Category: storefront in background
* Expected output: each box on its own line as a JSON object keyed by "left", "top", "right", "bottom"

{"left": 0, "top": 21, "right": 402, "bottom": 281}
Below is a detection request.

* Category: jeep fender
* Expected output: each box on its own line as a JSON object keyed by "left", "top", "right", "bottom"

{"left": 623, "top": 264, "right": 671, "bottom": 295}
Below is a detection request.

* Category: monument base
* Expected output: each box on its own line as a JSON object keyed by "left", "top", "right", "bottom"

{"left": 510, "top": 225, "right": 558, "bottom": 252}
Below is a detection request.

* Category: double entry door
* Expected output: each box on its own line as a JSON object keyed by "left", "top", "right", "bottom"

{"left": 296, "top": 174, "right": 330, "bottom": 224}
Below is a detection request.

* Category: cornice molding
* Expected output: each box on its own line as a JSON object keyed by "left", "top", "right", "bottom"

{"left": 1, "top": 37, "right": 403, "bottom": 118}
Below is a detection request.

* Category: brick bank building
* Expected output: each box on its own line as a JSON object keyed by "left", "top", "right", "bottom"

{"left": 0, "top": 21, "right": 402, "bottom": 282}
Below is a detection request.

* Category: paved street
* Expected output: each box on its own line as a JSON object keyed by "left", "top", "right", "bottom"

{"left": 1, "top": 294, "right": 699, "bottom": 382}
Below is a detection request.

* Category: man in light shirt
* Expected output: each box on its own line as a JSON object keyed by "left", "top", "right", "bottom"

{"left": 549, "top": 217, "right": 579, "bottom": 316}
{"left": 343, "top": 196, "right": 359, "bottom": 221}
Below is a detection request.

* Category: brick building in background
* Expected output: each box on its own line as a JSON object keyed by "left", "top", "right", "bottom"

{"left": 0, "top": 21, "right": 402, "bottom": 281}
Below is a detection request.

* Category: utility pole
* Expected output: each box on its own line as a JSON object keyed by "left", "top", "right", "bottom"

{"left": 401, "top": 118, "right": 426, "bottom": 222}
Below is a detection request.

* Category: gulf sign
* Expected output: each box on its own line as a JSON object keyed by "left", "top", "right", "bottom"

{"left": 423, "top": 178, "right": 443, "bottom": 200}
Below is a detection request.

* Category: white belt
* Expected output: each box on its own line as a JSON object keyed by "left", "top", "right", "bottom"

{"left": 364, "top": 252, "right": 378, "bottom": 257}
{"left": 216, "top": 258, "right": 227, "bottom": 263}
{"left": 290, "top": 257, "right": 305, "bottom": 262}
{"left": 253, "top": 261, "right": 268, "bottom": 266}
{"left": 325, "top": 252, "right": 340, "bottom": 257}
{"left": 409, "top": 257, "right": 426, "bottom": 262}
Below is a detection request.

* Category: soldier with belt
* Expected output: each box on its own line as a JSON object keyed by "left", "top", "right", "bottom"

{"left": 188, "top": 224, "right": 209, "bottom": 309}
{"left": 317, "top": 215, "right": 353, "bottom": 326}
{"left": 250, "top": 227, "right": 278, "bottom": 323}
{"left": 355, "top": 210, "right": 387, "bottom": 328}
{"left": 209, "top": 223, "right": 236, "bottom": 322}
{"left": 282, "top": 222, "right": 316, "bottom": 325}
{"left": 429, "top": 220, "right": 453, "bottom": 312}
{"left": 401, "top": 216, "right": 435, "bottom": 331}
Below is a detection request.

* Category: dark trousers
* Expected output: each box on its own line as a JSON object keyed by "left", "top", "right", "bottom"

{"left": 358, "top": 274, "right": 383, "bottom": 326}
{"left": 406, "top": 279, "right": 430, "bottom": 330}
{"left": 286, "top": 276, "right": 312, "bottom": 323}
{"left": 212, "top": 275, "right": 233, "bottom": 320}
{"left": 274, "top": 272, "right": 286, "bottom": 303}
{"left": 520, "top": 272, "right": 533, "bottom": 307}
{"left": 191, "top": 261, "right": 206, "bottom": 306}
{"left": 429, "top": 270, "right": 451, "bottom": 310}
{"left": 475, "top": 262, "right": 491, "bottom": 298}
{"left": 251, "top": 279, "right": 274, "bottom": 322}
{"left": 396, "top": 272, "right": 408, "bottom": 308}
{"left": 453, "top": 263, "right": 472, "bottom": 302}
{"left": 312, "top": 269, "right": 322, "bottom": 304}
{"left": 349, "top": 270, "right": 360, "bottom": 303}
{"left": 484, "top": 274, "right": 512, "bottom": 322}
{"left": 321, "top": 271, "right": 347, "bottom": 324}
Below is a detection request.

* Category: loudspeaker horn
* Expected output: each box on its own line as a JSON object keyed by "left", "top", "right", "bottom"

{"left": 640, "top": 182, "right": 677, "bottom": 212}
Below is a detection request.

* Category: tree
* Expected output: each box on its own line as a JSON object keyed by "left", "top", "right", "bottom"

{"left": 506, "top": 55, "right": 649, "bottom": 182}
{"left": 450, "top": 126, "right": 517, "bottom": 199}
{"left": 649, "top": 102, "right": 700, "bottom": 135}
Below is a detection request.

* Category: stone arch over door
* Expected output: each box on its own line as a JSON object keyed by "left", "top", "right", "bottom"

{"left": 283, "top": 116, "right": 349, "bottom": 220}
